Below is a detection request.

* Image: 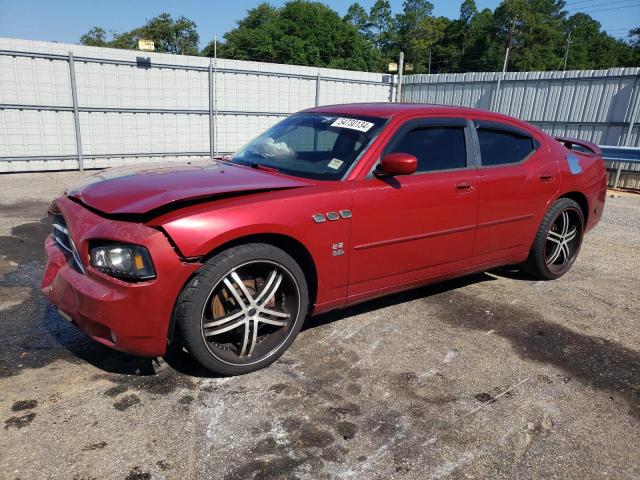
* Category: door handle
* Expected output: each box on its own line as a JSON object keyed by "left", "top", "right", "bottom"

{"left": 455, "top": 182, "right": 473, "bottom": 192}
{"left": 539, "top": 172, "right": 555, "bottom": 182}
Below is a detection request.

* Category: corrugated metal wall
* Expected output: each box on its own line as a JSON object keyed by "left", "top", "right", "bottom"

{"left": 2, "top": 37, "right": 639, "bottom": 174}
{"left": 0, "top": 38, "right": 393, "bottom": 172}
{"left": 402, "top": 69, "right": 640, "bottom": 147}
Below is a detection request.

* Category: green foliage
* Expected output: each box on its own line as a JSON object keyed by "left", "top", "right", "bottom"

{"left": 80, "top": 13, "right": 199, "bottom": 55}
{"left": 204, "top": 1, "right": 380, "bottom": 71}
{"left": 80, "top": 27, "right": 109, "bottom": 47}
{"left": 79, "top": 2, "right": 637, "bottom": 73}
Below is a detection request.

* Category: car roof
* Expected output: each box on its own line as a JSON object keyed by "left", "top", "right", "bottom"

{"left": 303, "top": 102, "right": 544, "bottom": 136}
{"left": 303, "top": 102, "right": 484, "bottom": 118}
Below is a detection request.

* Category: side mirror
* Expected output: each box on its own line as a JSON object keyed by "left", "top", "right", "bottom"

{"left": 375, "top": 153, "right": 418, "bottom": 176}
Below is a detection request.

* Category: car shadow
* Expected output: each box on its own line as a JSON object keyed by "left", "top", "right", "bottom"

{"left": 302, "top": 272, "right": 498, "bottom": 332}
{"left": 40, "top": 272, "right": 500, "bottom": 380}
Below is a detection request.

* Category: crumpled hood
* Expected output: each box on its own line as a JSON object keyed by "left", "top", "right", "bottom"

{"left": 66, "top": 160, "right": 313, "bottom": 215}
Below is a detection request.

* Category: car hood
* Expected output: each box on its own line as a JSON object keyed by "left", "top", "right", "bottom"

{"left": 66, "top": 160, "right": 314, "bottom": 215}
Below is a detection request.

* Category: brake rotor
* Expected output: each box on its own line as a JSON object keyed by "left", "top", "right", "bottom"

{"left": 211, "top": 278, "right": 258, "bottom": 318}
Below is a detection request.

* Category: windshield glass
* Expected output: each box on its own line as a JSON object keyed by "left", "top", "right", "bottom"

{"left": 231, "top": 112, "right": 387, "bottom": 180}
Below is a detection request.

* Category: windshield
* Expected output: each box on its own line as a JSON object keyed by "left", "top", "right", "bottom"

{"left": 231, "top": 112, "right": 387, "bottom": 180}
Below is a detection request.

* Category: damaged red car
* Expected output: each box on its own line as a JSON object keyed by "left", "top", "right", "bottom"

{"left": 41, "top": 103, "right": 607, "bottom": 375}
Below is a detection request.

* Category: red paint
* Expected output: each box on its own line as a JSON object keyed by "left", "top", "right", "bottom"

{"left": 41, "top": 104, "right": 607, "bottom": 357}
{"left": 379, "top": 152, "right": 418, "bottom": 175}
{"left": 66, "top": 161, "right": 313, "bottom": 215}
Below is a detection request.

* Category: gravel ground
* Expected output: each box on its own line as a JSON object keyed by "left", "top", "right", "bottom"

{"left": 0, "top": 171, "right": 638, "bottom": 480}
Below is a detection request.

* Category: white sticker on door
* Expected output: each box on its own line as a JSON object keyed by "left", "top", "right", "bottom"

{"left": 331, "top": 117, "right": 374, "bottom": 132}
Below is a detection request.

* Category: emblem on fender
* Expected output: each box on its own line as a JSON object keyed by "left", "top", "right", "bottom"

{"left": 312, "top": 211, "right": 352, "bottom": 223}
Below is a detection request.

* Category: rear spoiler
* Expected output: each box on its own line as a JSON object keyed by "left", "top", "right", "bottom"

{"left": 554, "top": 136, "right": 601, "bottom": 156}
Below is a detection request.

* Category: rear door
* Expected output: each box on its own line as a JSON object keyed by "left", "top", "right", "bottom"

{"left": 471, "top": 119, "right": 559, "bottom": 264}
{"left": 348, "top": 117, "right": 479, "bottom": 300}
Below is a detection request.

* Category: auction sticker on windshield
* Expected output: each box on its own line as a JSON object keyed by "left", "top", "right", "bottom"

{"left": 331, "top": 117, "right": 374, "bottom": 132}
{"left": 327, "top": 158, "right": 344, "bottom": 170}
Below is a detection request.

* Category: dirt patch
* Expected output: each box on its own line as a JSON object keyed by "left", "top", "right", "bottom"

{"left": 113, "top": 394, "right": 141, "bottom": 411}
{"left": 0, "top": 200, "right": 50, "bottom": 219}
{"left": 427, "top": 289, "right": 640, "bottom": 417}
{"left": 11, "top": 399, "right": 38, "bottom": 411}
{"left": 0, "top": 219, "right": 51, "bottom": 265}
{"left": 82, "top": 441, "right": 107, "bottom": 451}
{"left": 5, "top": 412, "right": 36, "bottom": 429}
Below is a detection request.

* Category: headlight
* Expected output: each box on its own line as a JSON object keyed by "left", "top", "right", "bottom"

{"left": 89, "top": 243, "right": 156, "bottom": 281}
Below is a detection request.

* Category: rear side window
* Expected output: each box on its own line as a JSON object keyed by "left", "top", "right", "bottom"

{"left": 390, "top": 126, "right": 467, "bottom": 172}
{"left": 477, "top": 128, "right": 535, "bottom": 166}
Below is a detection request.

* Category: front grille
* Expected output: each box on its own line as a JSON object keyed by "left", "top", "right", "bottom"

{"left": 51, "top": 213, "right": 85, "bottom": 274}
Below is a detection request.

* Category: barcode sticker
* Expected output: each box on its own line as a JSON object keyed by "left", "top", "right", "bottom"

{"left": 331, "top": 117, "right": 374, "bottom": 132}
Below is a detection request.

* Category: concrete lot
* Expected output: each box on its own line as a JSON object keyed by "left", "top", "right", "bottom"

{"left": 0, "top": 171, "right": 638, "bottom": 480}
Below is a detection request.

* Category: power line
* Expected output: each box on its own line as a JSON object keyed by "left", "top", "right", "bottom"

{"left": 565, "top": 0, "right": 610, "bottom": 6}
{"left": 566, "top": 0, "right": 638, "bottom": 12}
{"left": 567, "top": 4, "right": 640, "bottom": 14}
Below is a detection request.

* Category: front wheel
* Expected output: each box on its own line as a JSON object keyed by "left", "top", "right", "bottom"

{"left": 521, "top": 198, "right": 584, "bottom": 280}
{"left": 176, "top": 243, "right": 308, "bottom": 375}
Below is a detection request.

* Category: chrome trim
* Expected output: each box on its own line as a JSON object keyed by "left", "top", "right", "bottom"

{"left": 326, "top": 212, "right": 339, "bottom": 221}
{"left": 57, "top": 309, "right": 73, "bottom": 323}
{"left": 51, "top": 215, "right": 85, "bottom": 274}
{"left": 312, "top": 214, "right": 326, "bottom": 223}
{"left": 52, "top": 223, "right": 69, "bottom": 234}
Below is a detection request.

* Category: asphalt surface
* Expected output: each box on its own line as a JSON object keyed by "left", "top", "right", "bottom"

{"left": 0, "top": 171, "right": 639, "bottom": 480}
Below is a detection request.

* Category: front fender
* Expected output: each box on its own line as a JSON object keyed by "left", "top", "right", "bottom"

{"left": 150, "top": 185, "right": 354, "bottom": 312}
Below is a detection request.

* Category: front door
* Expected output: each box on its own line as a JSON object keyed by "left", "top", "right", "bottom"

{"left": 348, "top": 117, "right": 479, "bottom": 300}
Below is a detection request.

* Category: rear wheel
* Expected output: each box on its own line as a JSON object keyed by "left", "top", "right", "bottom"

{"left": 521, "top": 198, "right": 584, "bottom": 280}
{"left": 176, "top": 243, "right": 308, "bottom": 375}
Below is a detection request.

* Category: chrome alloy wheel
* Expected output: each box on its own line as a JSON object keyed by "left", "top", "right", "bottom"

{"left": 199, "top": 260, "right": 301, "bottom": 365}
{"left": 544, "top": 207, "right": 582, "bottom": 274}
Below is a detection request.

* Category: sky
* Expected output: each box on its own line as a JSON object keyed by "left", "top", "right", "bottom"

{"left": 0, "top": 0, "right": 637, "bottom": 48}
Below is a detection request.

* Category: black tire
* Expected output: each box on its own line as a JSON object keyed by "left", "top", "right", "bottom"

{"left": 176, "top": 243, "right": 308, "bottom": 375}
{"left": 521, "top": 198, "right": 584, "bottom": 280}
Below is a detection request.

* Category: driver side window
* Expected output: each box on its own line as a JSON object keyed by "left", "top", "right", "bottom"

{"left": 390, "top": 126, "right": 467, "bottom": 172}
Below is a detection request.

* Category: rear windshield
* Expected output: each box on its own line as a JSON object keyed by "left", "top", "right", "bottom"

{"left": 231, "top": 112, "right": 387, "bottom": 180}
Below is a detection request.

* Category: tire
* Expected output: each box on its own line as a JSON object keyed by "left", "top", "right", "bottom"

{"left": 521, "top": 198, "right": 584, "bottom": 280}
{"left": 176, "top": 243, "right": 308, "bottom": 375}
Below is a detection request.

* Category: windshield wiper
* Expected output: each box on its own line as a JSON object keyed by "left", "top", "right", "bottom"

{"left": 247, "top": 162, "right": 282, "bottom": 174}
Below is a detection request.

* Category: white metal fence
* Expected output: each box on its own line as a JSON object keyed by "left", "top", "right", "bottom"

{"left": 0, "top": 38, "right": 393, "bottom": 173}
{"left": 402, "top": 69, "right": 640, "bottom": 148}
{"left": 2, "top": 38, "right": 639, "bottom": 173}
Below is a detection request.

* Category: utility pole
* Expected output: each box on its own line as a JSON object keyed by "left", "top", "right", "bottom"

{"left": 428, "top": 48, "right": 432, "bottom": 75}
{"left": 494, "top": 16, "right": 516, "bottom": 111}
{"left": 396, "top": 51, "right": 404, "bottom": 103}
{"left": 562, "top": 31, "right": 572, "bottom": 71}
{"left": 213, "top": 34, "right": 218, "bottom": 156}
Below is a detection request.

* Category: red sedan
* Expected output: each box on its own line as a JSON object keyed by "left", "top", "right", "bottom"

{"left": 41, "top": 103, "right": 607, "bottom": 375}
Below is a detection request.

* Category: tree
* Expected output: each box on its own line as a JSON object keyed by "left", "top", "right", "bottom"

{"left": 369, "top": 0, "right": 396, "bottom": 55}
{"left": 345, "top": 2, "right": 370, "bottom": 38}
{"left": 460, "top": 0, "right": 478, "bottom": 25}
{"left": 395, "top": 0, "right": 435, "bottom": 69}
{"left": 459, "top": 0, "right": 478, "bottom": 55}
{"left": 80, "top": 13, "right": 199, "bottom": 55}
{"left": 78, "top": 1, "right": 636, "bottom": 72}
{"left": 205, "top": 1, "right": 380, "bottom": 72}
{"left": 80, "top": 27, "right": 109, "bottom": 47}
{"left": 629, "top": 28, "right": 640, "bottom": 48}
{"left": 491, "top": 0, "right": 565, "bottom": 71}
